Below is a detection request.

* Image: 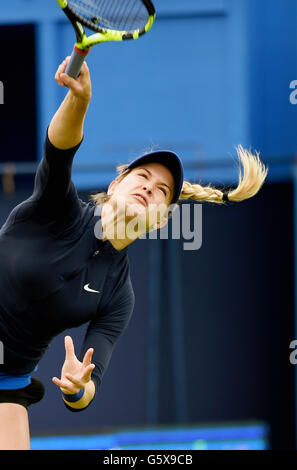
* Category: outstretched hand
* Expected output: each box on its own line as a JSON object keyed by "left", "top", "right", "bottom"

{"left": 55, "top": 56, "right": 92, "bottom": 103}
{"left": 52, "top": 336, "right": 95, "bottom": 395}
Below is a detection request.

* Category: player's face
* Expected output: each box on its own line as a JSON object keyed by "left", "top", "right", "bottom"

{"left": 107, "top": 162, "right": 174, "bottom": 231}
{"left": 110, "top": 162, "right": 173, "bottom": 209}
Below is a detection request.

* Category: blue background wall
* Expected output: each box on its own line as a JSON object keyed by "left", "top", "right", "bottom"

{"left": 2, "top": 0, "right": 296, "bottom": 183}
{"left": 0, "top": 0, "right": 296, "bottom": 450}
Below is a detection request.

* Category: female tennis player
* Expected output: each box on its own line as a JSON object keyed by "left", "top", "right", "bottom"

{"left": 0, "top": 57, "right": 268, "bottom": 449}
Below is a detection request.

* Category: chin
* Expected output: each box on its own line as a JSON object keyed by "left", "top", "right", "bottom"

{"left": 126, "top": 201, "right": 147, "bottom": 218}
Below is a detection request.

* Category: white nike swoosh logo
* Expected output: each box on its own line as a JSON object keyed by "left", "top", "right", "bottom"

{"left": 84, "top": 283, "right": 100, "bottom": 294}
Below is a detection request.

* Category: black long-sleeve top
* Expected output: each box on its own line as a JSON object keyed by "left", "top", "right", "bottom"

{"left": 0, "top": 130, "right": 135, "bottom": 409}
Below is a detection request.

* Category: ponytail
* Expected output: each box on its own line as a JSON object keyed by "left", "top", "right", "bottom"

{"left": 179, "top": 145, "right": 268, "bottom": 204}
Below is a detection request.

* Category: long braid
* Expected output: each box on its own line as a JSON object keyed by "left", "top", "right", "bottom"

{"left": 179, "top": 145, "right": 268, "bottom": 204}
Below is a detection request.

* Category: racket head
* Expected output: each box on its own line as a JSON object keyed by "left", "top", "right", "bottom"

{"left": 64, "top": 0, "right": 156, "bottom": 38}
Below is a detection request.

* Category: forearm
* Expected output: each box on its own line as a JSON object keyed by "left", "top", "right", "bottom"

{"left": 63, "top": 379, "right": 96, "bottom": 410}
{"left": 48, "top": 91, "right": 90, "bottom": 150}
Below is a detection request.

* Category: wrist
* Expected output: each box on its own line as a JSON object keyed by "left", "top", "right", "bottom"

{"left": 62, "top": 380, "right": 95, "bottom": 410}
{"left": 68, "top": 90, "right": 91, "bottom": 107}
{"left": 62, "top": 388, "right": 85, "bottom": 403}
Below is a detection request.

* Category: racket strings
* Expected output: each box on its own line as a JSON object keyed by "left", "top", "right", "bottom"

{"left": 68, "top": 0, "right": 150, "bottom": 31}
{"left": 123, "top": 0, "right": 141, "bottom": 31}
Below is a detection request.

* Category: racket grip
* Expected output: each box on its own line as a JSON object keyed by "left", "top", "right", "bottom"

{"left": 65, "top": 46, "right": 89, "bottom": 79}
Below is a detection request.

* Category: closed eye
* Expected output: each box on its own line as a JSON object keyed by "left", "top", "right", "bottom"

{"left": 138, "top": 171, "right": 168, "bottom": 197}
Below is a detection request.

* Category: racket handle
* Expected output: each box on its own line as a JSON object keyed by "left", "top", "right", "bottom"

{"left": 65, "top": 45, "right": 89, "bottom": 79}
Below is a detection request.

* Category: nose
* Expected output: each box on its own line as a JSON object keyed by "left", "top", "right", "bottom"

{"left": 142, "top": 183, "right": 153, "bottom": 195}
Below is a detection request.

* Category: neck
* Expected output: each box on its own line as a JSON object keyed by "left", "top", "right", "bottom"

{"left": 100, "top": 206, "right": 136, "bottom": 252}
{"left": 102, "top": 231, "right": 134, "bottom": 252}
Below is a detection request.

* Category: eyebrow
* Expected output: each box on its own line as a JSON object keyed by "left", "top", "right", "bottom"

{"left": 137, "top": 167, "right": 172, "bottom": 195}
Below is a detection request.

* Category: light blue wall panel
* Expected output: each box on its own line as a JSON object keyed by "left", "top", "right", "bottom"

{"left": 0, "top": 0, "right": 226, "bottom": 23}
{"left": 1, "top": 0, "right": 296, "bottom": 187}
{"left": 64, "top": 15, "right": 233, "bottom": 189}
{"left": 58, "top": 5, "right": 251, "bottom": 189}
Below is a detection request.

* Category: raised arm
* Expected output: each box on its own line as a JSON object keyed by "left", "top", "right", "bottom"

{"left": 48, "top": 56, "right": 92, "bottom": 149}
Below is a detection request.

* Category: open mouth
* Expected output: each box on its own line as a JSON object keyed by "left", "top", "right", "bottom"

{"left": 132, "top": 194, "right": 147, "bottom": 207}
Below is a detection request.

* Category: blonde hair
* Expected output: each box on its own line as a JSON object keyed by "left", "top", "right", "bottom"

{"left": 89, "top": 145, "right": 268, "bottom": 207}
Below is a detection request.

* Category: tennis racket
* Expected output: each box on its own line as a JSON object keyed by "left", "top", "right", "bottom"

{"left": 56, "top": 0, "right": 156, "bottom": 79}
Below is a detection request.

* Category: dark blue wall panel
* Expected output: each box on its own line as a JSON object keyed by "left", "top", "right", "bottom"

{"left": 248, "top": 0, "right": 297, "bottom": 159}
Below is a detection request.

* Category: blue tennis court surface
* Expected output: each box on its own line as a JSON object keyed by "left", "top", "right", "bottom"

{"left": 31, "top": 421, "right": 269, "bottom": 450}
